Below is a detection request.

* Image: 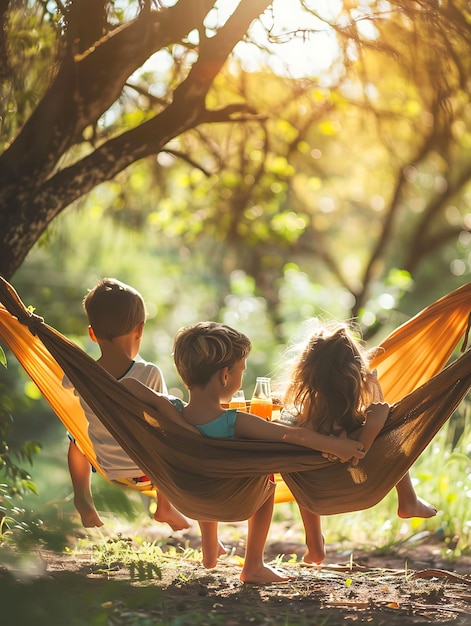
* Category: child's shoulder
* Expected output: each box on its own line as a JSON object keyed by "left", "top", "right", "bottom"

{"left": 133, "top": 355, "right": 160, "bottom": 368}
{"left": 127, "top": 358, "right": 164, "bottom": 379}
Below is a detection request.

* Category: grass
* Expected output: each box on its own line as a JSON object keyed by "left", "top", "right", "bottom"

{"left": 84, "top": 534, "right": 208, "bottom": 581}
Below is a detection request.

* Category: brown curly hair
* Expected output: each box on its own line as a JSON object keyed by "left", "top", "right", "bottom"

{"left": 283, "top": 324, "right": 377, "bottom": 435}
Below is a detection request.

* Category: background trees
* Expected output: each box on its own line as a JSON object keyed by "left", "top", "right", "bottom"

{"left": 1, "top": 1, "right": 470, "bottom": 314}
{"left": 2, "top": 0, "right": 470, "bottom": 412}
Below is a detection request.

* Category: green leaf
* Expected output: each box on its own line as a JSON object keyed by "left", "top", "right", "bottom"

{"left": 24, "top": 380, "right": 42, "bottom": 400}
{"left": 21, "top": 480, "right": 39, "bottom": 496}
{"left": 0, "top": 345, "right": 6, "bottom": 368}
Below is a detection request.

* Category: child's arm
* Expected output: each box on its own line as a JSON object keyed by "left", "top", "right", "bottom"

{"left": 338, "top": 401, "right": 390, "bottom": 467}
{"left": 234, "top": 412, "right": 365, "bottom": 463}
{"left": 323, "top": 401, "right": 390, "bottom": 464}
{"left": 120, "top": 378, "right": 197, "bottom": 432}
{"left": 357, "top": 402, "right": 390, "bottom": 454}
{"left": 353, "top": 370, "right": 388, "bottom": 457}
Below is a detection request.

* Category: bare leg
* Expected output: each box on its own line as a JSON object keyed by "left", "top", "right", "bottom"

{"left": 153, "top": 491, "right": 190, "bottom": 531}
{"left": 396, "top": 473, "right": 437, "bottom": 518}
{"left": 67, "top": 441, "right": 103, "bottom": 527}
{"left": 240, "top": 493, "right": 292, "bottom": 584}
{"left": 197, "top": 520, "right": 226, "bottom": 568}
{"left": 298, "top": 506, "right": 325, "bottom": 564}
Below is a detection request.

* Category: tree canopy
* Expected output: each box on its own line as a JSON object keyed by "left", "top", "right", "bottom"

{"left": 0, "top": 0, "right": 273, "bottom": 276}
{"left": 1, "top": 1, "right": 470, "bottom": 286}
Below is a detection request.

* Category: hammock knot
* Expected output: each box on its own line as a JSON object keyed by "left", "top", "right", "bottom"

{"left": 347, "top": 464, "right": 367, "bottom": 484}
{"left": 18, "top": 311, "right": 44, "bottom": 336}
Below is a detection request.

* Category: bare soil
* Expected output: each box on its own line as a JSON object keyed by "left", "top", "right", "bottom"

{"left": 6, "top": 520, "right": 470, "bottom": 626}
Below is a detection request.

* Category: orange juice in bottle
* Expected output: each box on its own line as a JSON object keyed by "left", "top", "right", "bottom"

{"left": 249, "top": 377, "right": 272, "bottom": 420}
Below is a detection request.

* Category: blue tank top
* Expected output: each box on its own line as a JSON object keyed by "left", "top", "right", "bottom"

{"left": 170, "top": 398, "right": 237, "bottom": 438}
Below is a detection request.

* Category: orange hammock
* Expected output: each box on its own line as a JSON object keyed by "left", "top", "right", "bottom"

{"left": 0, "top": 275, "right": 470, "bottom": 521}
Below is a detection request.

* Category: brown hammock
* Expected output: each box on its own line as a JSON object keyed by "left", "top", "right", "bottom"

{"left": 0, "top": 275, "right": 470, "bottom": 521}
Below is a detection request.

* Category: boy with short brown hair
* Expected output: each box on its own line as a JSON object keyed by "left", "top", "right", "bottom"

{"left": 66, "top": 278, "right": 188, "bottom": 531}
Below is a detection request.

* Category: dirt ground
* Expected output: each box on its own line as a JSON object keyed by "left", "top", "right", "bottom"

{"left": 10, "top": 520, "right": 471, "bottom": 626}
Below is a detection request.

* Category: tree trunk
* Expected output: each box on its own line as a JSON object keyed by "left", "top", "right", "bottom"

{"left": 0, "top": 0, "right": 271, "bottom": 279}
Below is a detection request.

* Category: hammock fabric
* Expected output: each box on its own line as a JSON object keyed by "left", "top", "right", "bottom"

{"left": 0, "top": 275, "right": 470, "bottom": 521}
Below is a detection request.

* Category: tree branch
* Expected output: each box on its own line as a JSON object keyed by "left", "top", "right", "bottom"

{"left": 29, "top": 99, "right": 267, "bottom": 216}
{"left": 0, "top": 0, "right": 273, "bottom": 275}
{"left": 0, "top": 0, "right": 214, "bottom": 185}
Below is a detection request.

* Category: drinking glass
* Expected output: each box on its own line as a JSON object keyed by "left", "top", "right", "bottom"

{"left": 229, "top": 389, "right": 247, "bottom": 411}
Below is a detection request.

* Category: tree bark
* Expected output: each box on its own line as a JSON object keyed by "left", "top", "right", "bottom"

{"left": 0, "top": 0, "right": 271, "bottom": 279}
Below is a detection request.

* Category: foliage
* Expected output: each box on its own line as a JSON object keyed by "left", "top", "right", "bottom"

{"left": 14, "top": 26, "right": 469, "bottom": 340}
{"left": 87, "top": 534, "right": 211, "bottom": 581}
{"left": 1, "top": 1, "right": 470, "bottom": 302}
{"left": 0, "top": 362, "right": 39, "bottom": 526}
{"left": 0, "top": 354, "right": 75, "bottom": 552}
{"left": 91, "top": 536, "right": 164, "bottom": 580}
{"left": 0, "top": 0, "right": 275, "bottom": 277}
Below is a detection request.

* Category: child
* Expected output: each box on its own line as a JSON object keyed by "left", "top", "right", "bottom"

{"left": 65, "top": 278, "right": 189, "bottom": 532}
{"left": 122, "top": 321, "right": 365, "bottom": 583}
{"left": 278, "top": 322, "right": 437, "bottom": 564}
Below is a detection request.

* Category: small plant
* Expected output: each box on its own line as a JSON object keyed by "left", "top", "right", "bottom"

{"left": 0, "top": 361, "right": 56, "bottom": 551}
{"left": 90, "top": 535, "right": 171, "bottom": 580}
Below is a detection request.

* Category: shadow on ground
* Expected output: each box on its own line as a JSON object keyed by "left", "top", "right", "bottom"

{"left": 2, "top": 524, "right": 470, "bottom": 626}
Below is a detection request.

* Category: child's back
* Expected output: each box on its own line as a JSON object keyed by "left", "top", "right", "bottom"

{"left": 66, "top": 278, "right": 187, "bottom": 531}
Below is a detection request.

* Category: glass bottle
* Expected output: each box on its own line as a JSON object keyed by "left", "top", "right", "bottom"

{"left": 249, "top": 377, "right": 273, "bottom": 420}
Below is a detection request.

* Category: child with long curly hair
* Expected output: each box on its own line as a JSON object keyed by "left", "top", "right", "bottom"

{"left": 278, "top": 322, "right": 437, "bottom": 564}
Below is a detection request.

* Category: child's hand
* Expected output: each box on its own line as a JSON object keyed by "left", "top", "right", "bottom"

{"left": 329, "top": 435, "right": 365, "bottom": 463}
{"left": 322, "top": 430, "right": 347, "bottom": 462}
{"left": 323, "top": 452, "right": 340, "bottom": 462}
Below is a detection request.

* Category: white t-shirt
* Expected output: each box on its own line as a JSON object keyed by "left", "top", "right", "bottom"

{"left": 64, "top": 357, "right": 167, "bottom": 479}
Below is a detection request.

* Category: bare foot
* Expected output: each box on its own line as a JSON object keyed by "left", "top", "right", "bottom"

{"left": 398, "top": 496, "right": 437, "bottom": 519}
{"left": 240, "top": 563, "right": 296, "bottom": 584}
{"left": 303, "top": 533, "right": 326, "bottom": 565}
{"left": 153, "top": 508, "right": 190, "bottom": 532}
{"left": 74, "top": 497, "right": 104, "bottom": 528}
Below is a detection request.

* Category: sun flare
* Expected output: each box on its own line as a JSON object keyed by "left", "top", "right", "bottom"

{"left": 243, "top": 0, "right": 343, "bottom": 79}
